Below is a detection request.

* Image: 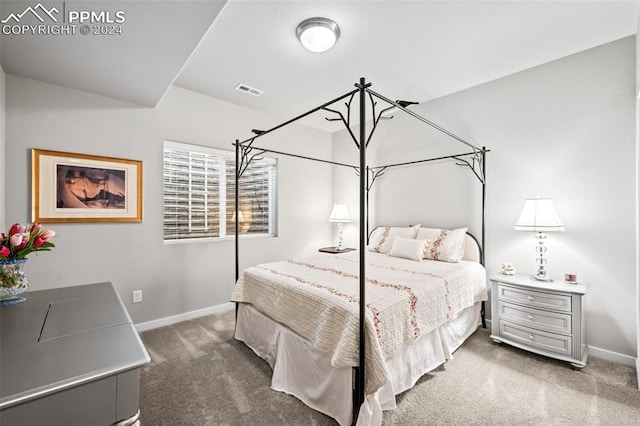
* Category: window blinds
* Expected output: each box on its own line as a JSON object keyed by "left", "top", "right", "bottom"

{"left": 163, "top": 141, "right": 277, "bottom": 241}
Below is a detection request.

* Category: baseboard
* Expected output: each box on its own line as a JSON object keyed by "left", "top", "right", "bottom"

{"left": 135, "top": 302, "right": 235, "bottom": 332}
{"left": 485, "top": 318, "right": 492, "bottom": 330}
{"left": 587, "top": 345, "right": 636, "bottom": 367}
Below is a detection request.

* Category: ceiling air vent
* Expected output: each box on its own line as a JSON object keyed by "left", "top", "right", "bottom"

{"left": 236, "top": 84, "right": 263, "bottom": 97}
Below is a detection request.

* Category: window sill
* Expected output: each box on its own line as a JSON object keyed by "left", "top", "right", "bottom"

{"left": 163, "top": 233, "right": 277, "bottom": 245}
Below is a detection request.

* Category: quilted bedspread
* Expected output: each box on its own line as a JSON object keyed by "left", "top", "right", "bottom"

{"left": 230, "top": 251, "right": 487, "bottom": 394}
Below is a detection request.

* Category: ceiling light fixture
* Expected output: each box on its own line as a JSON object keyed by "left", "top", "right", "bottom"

{"left": 296, "top": 17, "right": 340, "bottom": 53}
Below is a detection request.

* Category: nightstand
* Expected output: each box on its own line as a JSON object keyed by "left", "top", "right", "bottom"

{"left": 319, "top": 247, "right": 355, "bottom": 254}
{"left": 490, "top": 274, "right": 590, "bottom": 368}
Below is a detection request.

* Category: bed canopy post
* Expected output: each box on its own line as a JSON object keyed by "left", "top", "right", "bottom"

{"left": 357, "top": 77, "right": 369, "bottom": 409}
{"left": 480, "top": 146, "right": 487, "bottom": 266}
{"left": 480, "top": 146, "right": 487, "bottom": 328}
{"left": 235, "top": 140, "right": 240, "bottom": 282}
{"left": 366, "top": 165, "right": 370, "bottom": 244}
{"left": 235, "top": 140, "right": 240, "bottom": 318}
{"left": 481, "top": 146, "right": 486, "bottom": 266}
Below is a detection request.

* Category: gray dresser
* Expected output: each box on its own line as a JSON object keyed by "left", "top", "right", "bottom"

{"left": 0, "top": 282, "right": 150, "bottom": 425}
{"left": 490, "top": 274, "right": 590, "bottom": 368}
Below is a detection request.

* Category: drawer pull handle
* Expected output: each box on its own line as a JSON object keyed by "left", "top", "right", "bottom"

{"left": 529, "top": 334, "right": 535, "bottom": 341}
{"left": 527, "top": 296, "right": 534, "bottom": 301}
{"left": 528, "top": 314, "right": 535, "bottom": 321}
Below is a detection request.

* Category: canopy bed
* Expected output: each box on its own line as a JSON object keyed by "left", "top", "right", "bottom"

{"left": 231, "top": 78, "right": 489, "bottom": 425}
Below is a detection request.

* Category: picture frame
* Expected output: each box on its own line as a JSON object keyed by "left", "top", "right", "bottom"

{"left": 32, "top": 149, "right": 143, "bottom": 223}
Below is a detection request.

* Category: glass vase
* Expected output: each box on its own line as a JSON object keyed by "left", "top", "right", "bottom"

{"left": 0, "top": 259, "right": 29, "bottom": 306}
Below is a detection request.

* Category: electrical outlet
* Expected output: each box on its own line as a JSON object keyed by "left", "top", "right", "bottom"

{"left": 132, "top": 290, "right": 142, "bottom": 304}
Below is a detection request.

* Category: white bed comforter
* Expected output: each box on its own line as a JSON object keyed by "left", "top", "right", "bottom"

{"left": 230, "top": 251, "right": 487, "bottom": 394}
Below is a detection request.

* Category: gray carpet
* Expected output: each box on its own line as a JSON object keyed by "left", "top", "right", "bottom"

{"left": 139, "top": 309, "right": 640, "bottom": 425}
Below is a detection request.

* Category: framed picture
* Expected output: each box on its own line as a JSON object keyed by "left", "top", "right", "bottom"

{"left": 32, "top": 149, "right": 143, "bottom": 223}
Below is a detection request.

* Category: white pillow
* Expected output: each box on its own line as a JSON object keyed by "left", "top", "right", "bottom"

{"left": 389, "top": 237, "right": 427, "bottom": 262}
{"left": 367, "top": 225, "right": 421, "bottom": 254}
{"left": 417, "top": 227, "right": 468, "bottom": 263}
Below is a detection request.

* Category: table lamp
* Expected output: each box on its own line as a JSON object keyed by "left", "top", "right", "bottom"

{"left": 514, "top": 197, "right": 564, "bottom": 282}
{"left": 329, "top": 202, "right": 351, "bottom": 251}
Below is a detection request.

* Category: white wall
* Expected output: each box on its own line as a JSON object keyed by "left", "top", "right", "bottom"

{"left": 4, "top": 75, "right": 333, "bottom": 323}
{"left": 334, "top": 37, "right": 637, "bottom": 359}
{"left": 0, "top": 65, "right": 5, "bottom": 230}
{"left": 636, "top": 14, "right": 640, "bottom": 384}
{"left": 636, "top": 90, "right": 640, "bottom": 381}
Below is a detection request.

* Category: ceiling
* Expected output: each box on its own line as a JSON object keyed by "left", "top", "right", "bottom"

{"left": 2, "top": 0, "right": 639, "bottom": 131}
{"left": 0, "top": 0, "right": 228, "bottom": 106}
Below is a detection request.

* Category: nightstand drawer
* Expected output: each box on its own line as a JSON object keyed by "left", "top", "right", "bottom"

{"left": 498, "top": 301, "right": 572, "bottom": 335}
{"left": 497, "top": 284, "right": 571, "bottom": 312}
{"left": 500, "top": 320, "right": 572, "bottom": 356}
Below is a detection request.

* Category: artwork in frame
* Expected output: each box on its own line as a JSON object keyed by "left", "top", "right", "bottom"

{"left": 32, "top": 149, "right": 143, "bottom": 223}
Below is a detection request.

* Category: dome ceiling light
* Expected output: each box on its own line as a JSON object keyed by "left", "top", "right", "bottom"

{"left": 296, "top": 17, "right": 340, "bottom": 53}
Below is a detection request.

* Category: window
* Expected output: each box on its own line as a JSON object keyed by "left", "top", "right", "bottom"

{"left": 163, "top": 141, "right": 277, "bottom": 242}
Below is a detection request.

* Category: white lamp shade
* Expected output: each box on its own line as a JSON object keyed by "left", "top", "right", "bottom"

{"left": 329, "top": 202, "right": 351, "bottom": 223}
{"left": 514, "top": 198, "right": 564, "bottom": 232}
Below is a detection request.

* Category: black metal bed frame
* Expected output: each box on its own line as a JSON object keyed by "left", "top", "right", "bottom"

{"left": 233, "top": 77, "right": 488, "bottom": 419}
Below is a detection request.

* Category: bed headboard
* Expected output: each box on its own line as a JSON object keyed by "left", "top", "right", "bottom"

{"left": 462, "top": 233, "right": 482, "bottom": 263}
{"left": 368, "top": 226, "right": 482, "bottom": 264}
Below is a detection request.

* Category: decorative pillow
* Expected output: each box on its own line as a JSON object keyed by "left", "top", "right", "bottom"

{"left": 367, "top": 224, "right": 421, "bottom": 254}
{"left": 389, "top": 237, "right": 427, "bottom": 262}
{"left": 417, "top": 227, "right": 468, "bottom": 263}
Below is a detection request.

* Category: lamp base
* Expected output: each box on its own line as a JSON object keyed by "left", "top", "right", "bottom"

{"left": 531, "top": 232, "right": 554, "bottom": 282}
{"left": 530, "top": 274, "right": 553, "bottom": 282}
{"left": 336, "top": 222, "right": 344, "bottom": 251}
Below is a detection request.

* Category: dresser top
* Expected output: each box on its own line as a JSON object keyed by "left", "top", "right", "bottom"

{"left": 0, "top": 282, "right": 150, "bottom": 410}
{"left": 490, "top": 274, "right": 590, "bottom": 295}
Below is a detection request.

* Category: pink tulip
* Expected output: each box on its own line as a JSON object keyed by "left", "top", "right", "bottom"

{"left": 9, "top": 234, "right": 22, "bottom": 247}
{"left": 33, "top": 237, "right": 45, "bottom": 249}
{"left": 30, "top": 223, "right": 42, "bottom": 233}
{"left": 42, "top": 230, "right": 56, "bottom": 239}
{"left": 0, "top": 246, "right": 9, "bottom": 257}
{"left": 9, "top": 223, "right": 21, "bottom": 235}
